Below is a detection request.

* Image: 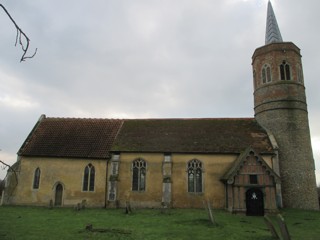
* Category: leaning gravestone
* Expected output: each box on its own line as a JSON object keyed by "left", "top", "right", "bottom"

{"left": 264, "top": 215, "right": 280, "bottom": 239}
{"left": 277, "top": 214, "right": 291, "bottom": 240}
{"left": 203, "top": 199, "right": 216, "bottom": 225}
{"left": 125, "top": 201, "right": 132, "bottom": 214}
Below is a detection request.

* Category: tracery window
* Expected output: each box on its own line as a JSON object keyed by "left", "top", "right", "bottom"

{"left": 33, "top": 167, "right": 41, "bottom": 189}
{"left": 187, "top": 159, "right": 203, "bottom": 193}
{"left": 280, "top": 61, "right": 291, "bottom": 80}
{"left": 132, "top": 158, "right": 146, "bottom": 191}
{"left": 82, "top": 163, "right": 95, "bottom": 191}
{"left": 262, "top": 64, "right": 272, "bottom": 84}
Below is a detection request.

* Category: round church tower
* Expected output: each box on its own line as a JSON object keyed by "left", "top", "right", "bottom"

{"left": 252, "top": 2, "right": 319, "bottom": 209}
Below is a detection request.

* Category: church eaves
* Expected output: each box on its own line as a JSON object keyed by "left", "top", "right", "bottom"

{"left": 265, "top": 1, "right": 283, "bottom": 45}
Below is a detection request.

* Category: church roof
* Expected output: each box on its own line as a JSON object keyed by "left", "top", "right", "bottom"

{"left": 112, "top": 118, "right": 273, "bottom": 154}
{"left": 18, "top": 116, "right": 274, "bottom": 159}
{"left": 265, "top": 1, "right": 283, "bottom": 45}
{"left": 18, "top": 116, "right": 124, "bottom": 159}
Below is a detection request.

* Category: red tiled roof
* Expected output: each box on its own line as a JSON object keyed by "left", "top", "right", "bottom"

{"left": 19, "top": 116, "right": 274, "bottom": 158}
{"left": 112, "top": 118, "right": 273, "bottom": 153}
{"left": 19, "top": 116, "right": 123, "bottom": 159}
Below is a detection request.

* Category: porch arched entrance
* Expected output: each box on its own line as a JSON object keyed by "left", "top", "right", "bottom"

{"left": 246, "top": 188, "right": 264, "bottom": 216}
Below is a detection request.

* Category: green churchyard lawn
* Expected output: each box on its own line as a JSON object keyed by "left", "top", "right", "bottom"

{"left": 0, "top": 206, "right": 319, "bottom": 239}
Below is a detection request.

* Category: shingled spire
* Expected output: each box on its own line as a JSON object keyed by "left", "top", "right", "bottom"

{"left": 265, "top": 1, "right": 283, "bottom": 44}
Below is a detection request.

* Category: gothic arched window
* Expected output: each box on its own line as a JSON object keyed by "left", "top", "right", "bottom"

{"left": 280, "top": 61, "right": 291, "bottom": 80}
{"left": 187, "top": 159, "right": 203, "bottom": 193}
{"left": 132, "top": 158, "right": 146, "bottom": 191}
{"left": 83, "top": 164, "right": 95, "bottom": 191}
{"left": 33, "top": 167, "right": 41, "bottom": 189}
{"left": 262, "top": 64, "right": 272, "bottom": 84}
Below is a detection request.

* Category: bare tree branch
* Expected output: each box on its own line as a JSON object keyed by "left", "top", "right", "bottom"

{"left": 0, "top": 4, "right": 37, "bottom": 62}
{"left": 0, "top": 160, "right": 18, "bottom": 184}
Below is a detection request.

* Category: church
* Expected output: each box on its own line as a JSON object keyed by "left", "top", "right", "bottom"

{"left": 2, "top": 2, "right": 319, "bottom": 215}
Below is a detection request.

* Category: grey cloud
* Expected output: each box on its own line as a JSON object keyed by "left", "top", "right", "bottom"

{"left": 1, "top": 0, "right": 319, "bottom": 180}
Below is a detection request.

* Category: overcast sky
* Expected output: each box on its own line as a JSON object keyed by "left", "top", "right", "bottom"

{"left": 0, "top": 0, "right": 319, "bottom": 183}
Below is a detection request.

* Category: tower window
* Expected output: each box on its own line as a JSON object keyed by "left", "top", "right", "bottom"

{"left": 83, "top": 164, "right": 95, "bottom": 191}
{"left": 262, "top": 64, "right": 272, "bottom": 84}
{"left": 132, "top": 158, "right": 146, "bottom": 191}
{"left": 280, "top": 61, "right": 291, "bottom": 80}
{"left": 187, "top": 159, "right": 203, "bottom": 193}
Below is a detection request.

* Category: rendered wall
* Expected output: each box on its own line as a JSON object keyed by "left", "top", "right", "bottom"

{"left": 115, "top": 153, "right": 164, "bottom": 208}
{"left": 5, "top": 157, "right": 107, "bottom": 207}
{"left": 115, "top": 153, "right": 237, "bottom": 209}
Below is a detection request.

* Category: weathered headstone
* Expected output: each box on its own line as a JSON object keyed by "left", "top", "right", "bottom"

{"left": 264, "top": 215, "right": 280, "bottom": 239}
{"left": 84, "top": 224, "right": 132, "bottom": 234}
{"left": 81, "top": 199, "right": 86, "bottom": 209}
{"left": 203, "top": 199, "right": 216, "bottom": 225}
{"left": 125, "top": 201, "right": 132, "bottom": 214}
{"left": 75, "top": 203, "right": 81, "bottom": 211}
{"left": 85, "top": 224, "right": 93, "bottom": 231}
{"left": 277, "top": 214, "right": 291, "bottom": 240}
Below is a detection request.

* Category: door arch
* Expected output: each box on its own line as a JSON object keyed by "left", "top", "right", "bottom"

{"left": 54, "top": 183, "right": 63, "bottom": 206}
{"left": 246, "top": 188, "right": 264, "bottom": 216}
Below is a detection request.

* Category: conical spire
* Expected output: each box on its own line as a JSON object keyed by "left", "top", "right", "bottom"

{"left": 265, "top": 1, "right": 283, "bottom": 45}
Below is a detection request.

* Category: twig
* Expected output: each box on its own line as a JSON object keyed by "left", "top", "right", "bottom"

{"left": 0, "top": 160, "right": 18, "bottom": 184}
{"left": 0, "top": 4, "right": 37, "bottom": 62}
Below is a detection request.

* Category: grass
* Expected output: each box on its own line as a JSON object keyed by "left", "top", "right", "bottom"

{"left": 0, "top": 206, "right": 319, "bottom": 240}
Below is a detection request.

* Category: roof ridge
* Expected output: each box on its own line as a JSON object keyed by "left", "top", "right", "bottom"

{"left": 123, "top": 117, "right": 255, "bottom": 120}
{"left": 44, "top": 117, "right": 123, "bottom": 121}
{"left": 42, "top": 117, "right": 256, "bottom": 121}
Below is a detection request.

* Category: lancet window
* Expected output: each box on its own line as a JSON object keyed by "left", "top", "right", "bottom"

{"left": 33, "top": 167, "right": 41, "bottom": 189}
{"left": 280, "top": 61, "right": 291, "bottom": 80}
{"left": 262, "top": 64, "right": 272, "bottom": 84}
{"left": 83, "top": 163, "right": 95, "bottom": 191}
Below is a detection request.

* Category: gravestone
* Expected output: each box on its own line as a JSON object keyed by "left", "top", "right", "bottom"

{"left": 203, "top": 199, "right": 216, "bottom": 225}
{"left": 125, "top": 201, "right": 132, "bottom": 214}
{"left": 264, "top": 215, "right": 280, "bottom": 239}
{"left": 277, "top": 214, "right": 291, "bottom": 240}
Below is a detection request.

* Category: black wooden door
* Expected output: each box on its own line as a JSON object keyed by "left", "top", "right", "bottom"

{"left": 55, "top": 184, "right": 63, "bottom": 206}
{"left": 246, "top": 188, "right": 264, "bottom": 216}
